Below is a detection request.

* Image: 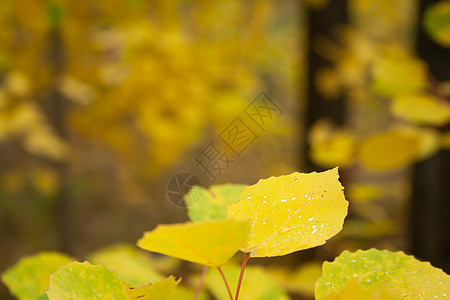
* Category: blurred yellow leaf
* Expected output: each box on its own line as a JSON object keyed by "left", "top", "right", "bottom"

{"left": 5, "top": 72, "right": 30, "bottom": 97}
{"left": 127, "top": 276, "right": 180, "bottom": 300}
{"left": 423, "top": 0, "right": 450, "bottom": 47}
{"left": 269, "top": 262, "right": 323, "bottom": 296}
{"left": 228, "top": 168, "right": 348, "bottom": 257}
{"left": 137, "top": 220, "right": 250, "bottom": 267}
{"left": 347, "top": 184, "right": 383, "bottom": 203}
{"left": 371, "top": 51, "right": 428, "bottom": 97}
{"left": 392, "top": 93, "right": 450, "bottom": 126}
{"left": 358, "top": 130, "right": 420, "bottom": 170}
{"left": 1, "top": 252, "right": 72, "bottom": 300}
{"left": 315, "top": 67, "right": 341, "bottom": 99}
{"left": 309, "top": 119, "right": 355, "bottom": 168}
{"left": 88, "top": 244, "right": 164, "bottom": 286}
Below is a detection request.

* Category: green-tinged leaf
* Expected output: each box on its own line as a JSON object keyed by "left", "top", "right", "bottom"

{"left": 127, "top": 276, "right": 180, "bottom": 300}
{"left": 315, "top": 249, "right": 450, "bottom": 299}
{"left": 186, "top": 184, "right": 245, "bottom": 221}
{"left": 371, "top": 52, "right": 428, "bottom": 97}
{"left": 205, "top": 265, "right": 289, "bottom": 300}
{"left": 1, "top": 252, "right": 72, "bottom": 300}
{"left": 392, "top": 93, "right": 450, "bottom": 126}
{"left": 358, "top": 131, "right": 420, "bottom": 170}
{"left": 228, "top": 168, "right": 348, "bottom": 257}
{"left": 137, "top": 219, "right": 250, "bottom": 267}
{"left": 88, "top": 244, "right": 164, "bottom": 286}
{"left": 46, "top": 261, "right": 128, "bottom": 300}
{"left": 424, "top": 1, "right": 450, "bottom": 47}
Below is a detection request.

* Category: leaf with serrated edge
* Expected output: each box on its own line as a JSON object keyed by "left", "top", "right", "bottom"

{"left": 137, "top": 219, "right": 250, "bottom": 267}
{"left": 315, "top": 249, "right": 450, "bottom": 300}
{"left": 228, "top": 168, "right": 348, "bottom": 257}
{"left": 127, "top": 276, "right": 180, "bottom": 300}
{"left": 1, "top": 252, "right": 72, "bottom": 300}
{"left": 46, "top": 261, "right": 129, "bottom": 300}
{"left": 186, "top": 184, "right": 244, "bottom": 221}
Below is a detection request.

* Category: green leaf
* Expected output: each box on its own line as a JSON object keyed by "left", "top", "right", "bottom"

{"left": 315, "top": 249, "right": 450, "bottom": 299}
{"left": 424, "top": 0, "right": 450, "bottom": 48}
{"left": 88, "top": 244, "right": 164, "bottom": 286}
{"left": 205, "top": 265, "right": 289, "bottom": 300}
{"left": 1, "top": 252, "right": 72, "bottom": 300}
{"left": 228, "top": 168, "right": 348, "bottom": 257}
{"left": 46, "top": 261, "right": 129, "bottom": 300}
{"left": 137, "top": 219, "right": 250, "bottom": 267}
{"left": 127, "top": 276, "right": 180, "bottom": 300}
{"left": 185, "top": 184, "right": 244, "bottom": 221}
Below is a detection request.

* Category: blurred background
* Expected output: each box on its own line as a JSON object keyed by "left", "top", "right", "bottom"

{"left": 0, "top": 0, "right": 449, "bottom": 299}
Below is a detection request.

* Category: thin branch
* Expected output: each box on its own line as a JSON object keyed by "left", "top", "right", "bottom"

{"left": 194, "top": 265, "right": 208, "bottom": 300}
{"left": 235, "top": 253, "right": 250, "bottom": 300}
{"left": 217, "top": 267, "right": 233, "bottom": 300}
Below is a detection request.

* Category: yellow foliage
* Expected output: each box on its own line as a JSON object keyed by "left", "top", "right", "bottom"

{"left": 137, "top": 220, "right": 250, "bottom": 267}
{"left": 358, "top": 130, "right": 420, "bottom": 170}
{"left": 392, "top": 93, "right": 450, "bottom": 126}
{"left": 228, "top": 168, "right": 348, "bottom": 257}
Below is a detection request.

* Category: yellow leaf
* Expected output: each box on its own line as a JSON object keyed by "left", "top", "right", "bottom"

{"left": 88, "top": 244, "right": 164, "bottom": 286}
{"left": 228, "top": 168, "right": 348, "bottom": 257}
{"left": 392, "top": 93, "right": 450, "bottom": 126}
{"left": 137, "top": 220, "right": 250, "bottom": 267}
{"left": 127, "top": 276, "right": 180, "bottom": 300}
{"left": 316, "top": 249, "right": 450, "bottom": 299}
{"left": 308, "top": 119, "right": 355, "bottom": 168}
{"left": 371, "top": 50, "right": 428, "bottom": 97}
{"left": 358, "top": 131, "right": 420, "bottom": 170}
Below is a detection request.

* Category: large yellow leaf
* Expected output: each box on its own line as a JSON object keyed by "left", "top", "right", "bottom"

{"left": 127, "top": 276, "right": 180, "bottom": 300}
{"left": 227, "top": 168, "right": 348, "bottom": 257}
{"left": 315, "top": 249, "right": 450, "bottom": 299}
{"left": 137, "top": 219, "right": 250, "bottom": 267}
{"left": 392, "top": 93, "right": 450, "bottom": 126}
{"left": 358, "top": 131, "right": 420, "bottom": 170}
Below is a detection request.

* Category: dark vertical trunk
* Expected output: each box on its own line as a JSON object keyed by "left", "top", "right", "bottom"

{"left": 412, "top": 0, "right": 450, "bottom": 273}
{"left": 304, "top": 0, "right": 347, "bottom": 171}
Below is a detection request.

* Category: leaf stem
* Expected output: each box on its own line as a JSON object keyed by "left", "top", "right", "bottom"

{"left": 235, "top": 253, "right": 250, "bottom": 300}
{"left": 194, "top": 265, "right": 208, "bottom": 300}
{"left": 217, "top": 267, "right": 233, "bottom": 300}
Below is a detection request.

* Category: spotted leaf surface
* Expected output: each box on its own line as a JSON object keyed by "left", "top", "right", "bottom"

{"left": 185, "top": 184, "right": 245, "bottom": 221}
{"left": 46, "top": 261, "right": 129, "bottom": 300}
{"left": 137, "top": 219, "right": 250, "bottom": 267}
{"left": 1, "top": 252, "right": 72, "bottom": 300}
{"left": 127, "top": 276, "right": 180, "bottom": 300}
{"left": 227, "top": 168, "right": 348, "bottom": 257}
{"left": 315, "top": 249, "right": 450, "bottom": 300}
